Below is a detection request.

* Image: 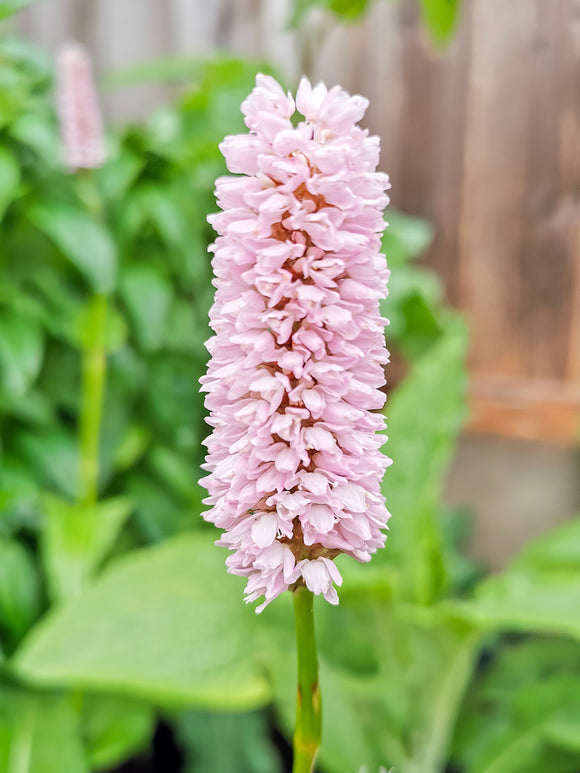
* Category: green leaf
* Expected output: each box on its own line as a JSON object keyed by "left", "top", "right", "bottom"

{"left": 9, "top": 114, "right": 59, "bottom": 166}
{"left": 15, "top": 431, "right": 78, "bottom": 499}
{"left": 14, "top": 534, "right": 271, "bottom": 709}
{"left": 454, "top": 517, "right": 580, "bottom": 640}
{"left": 120, "top": 264, "right": 172, "bottom": 351}
{"left": 383, "top": 210, "right": 434, "bottom": 268}
{"left": 0, "top": 0, "right": 39, "bottom": 20}
{"left": 177, "top": 710, "right": 283, "bottom": 773}
{"left": 452, "top": 638, "right": 580, "bottom": 773}
{"left": 0, "top": 312, "right": 44, "bottom": 398}
{"left": 41, "top": 495, "right": 133, "bottom": 602}
{"left": 385, "top": 266, "right": 445, "bottom": 361}
{"left": 0, "top": 686, "right": 88, "bottom": 773}
{"left": 113, "top": 425, "right": 150, "bottom": 472}
{"left": 289, "top": 0, "right": 371, "bottom": 26}
{"left": 0, "top": 539, "right": 41, "bottom": 650}
{"left": 148, "top": 446, "right": 202, "bottom": 503}
{"left": 419, "top": 0, "right": 460, "bottom": 43}
{"left": 0, "top": 456, "right": 42, "bottom": 536}
{"left": 0, "top": 146, "right": 21, "bottom": 220}
{"left": 95, "top": 149, "right": 142, "bottom": 203}
{"left": 138, "top": 185, "right": 191, "bottom": 253}
{"left": 126, "top": 472, "right": 188, "bottom": 542}
{"left": 82, "top": 694, "right": 154, "bottom": 770}
{"left": 381, "top": 317, "right": 468, "bottom": 602}
{"left": 28, "top": 203, "right": 117, "bottom": 294}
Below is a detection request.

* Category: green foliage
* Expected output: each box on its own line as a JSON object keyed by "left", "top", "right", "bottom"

{"left": 455, "top": 517, "right": 580, "bottom": 640}
{"left": 290, "top": 0, "right": 461, "bottom": 43}
{"left": 0, "top": 538, "right": 41, "bottom": 651}
{"left": 452, "top": 638, "right": 580, "bottom": 773}
{"left": 13, "top": 535, "right": 271, "bottom": 710}
{"left": 28, "top": 203, "right": 118, "bottom": 295}
{"left": 82, "top": 695, "right": 155, "bottom": 770}
{"left": 0, "top": 0, "right": 38, "bottom": 22}
{"left": 0, "top": 687, "right": 88, "bottom": 773}
{"left": 41, "top": 495, "right": 133, "bottom": 602}
{"left": 380, "top": 316, "right": 468, "bottom": 603}
{"left": 419, "top": 0, "right": 460, "bottom": 43}
{"left": 177, "top": 710, "right": 283, "bottom": 773}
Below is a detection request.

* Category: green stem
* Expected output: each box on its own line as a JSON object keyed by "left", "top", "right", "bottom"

{"left": 7, "top": 696, "right": 36, "bottom": 773}
{"left": 292, "top": 586, "right": 321, "bottom": 773}
{"left": 78, "top": 293, "right": 107, "bottom": 507}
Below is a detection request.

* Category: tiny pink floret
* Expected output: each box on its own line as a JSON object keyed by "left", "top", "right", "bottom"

{"left": 56, "top": 42, "right": 106, "bottom": 171}
{"left": 201, "top": 75, "right": 391, "bottom": 612}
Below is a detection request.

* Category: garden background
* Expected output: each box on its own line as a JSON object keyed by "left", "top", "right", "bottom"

{"left": 1, "top": 0, "right": 580, "bottom": 772}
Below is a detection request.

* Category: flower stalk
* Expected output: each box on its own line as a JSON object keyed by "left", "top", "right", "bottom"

{"left": 56, "top": 41, "right": 108, "bottom": 507}
{"left": 293, "top": 586, "right": 322, "bottom": 773}
{"left": 78, "top": 291, "right": 107, "bottom": 507}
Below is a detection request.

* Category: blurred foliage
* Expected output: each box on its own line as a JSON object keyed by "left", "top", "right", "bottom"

{"left": 1, "top": 7, "right": 580, "bottom": 773}
{"left": 290, "top": 0, "right": 461, "bottom": 43}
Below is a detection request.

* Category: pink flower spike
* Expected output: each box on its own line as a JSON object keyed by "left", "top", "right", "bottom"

{"left": 56, "top": 42, "right": 106, "bottom": 171}
{"left": 201, "top": 74, "right": 391, "bottom": 612}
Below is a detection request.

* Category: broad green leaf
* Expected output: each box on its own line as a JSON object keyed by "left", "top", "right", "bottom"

{"left": 28, "top": 203, "right": 117, "bottom": 294}
{"left": 14, "top": 534, "right": 271, "bottom": 709}
{"left": 0, "top": 539, "right": 41, "bottom": 650}
{"left": 177, "top": 710, "right": 283, "bottom": 773}
{"left": 454, "top": 517, "right": 580, "bottom": 640}
{"left": 82, "top": 694, "right": 154, "bottom": 770}
{"left": 0, "top": 312, "right": 44, "bottom": 398}
{"left": 41, "top": 495, "right": 133, "bottom": 602}
{"left": 0, "top": 0, "right": 39, "bottom": 20}
{"left": 0, "top": 146, "right": 20, "bottom": 220}
{"left": 0, "top": 686, "right": 88, "bottom": 773}
{"left": 120, "top": 264, "right": 172, "bottom": 351}
{"left": 380, "top": 317, "right": 468, "bottom": 602}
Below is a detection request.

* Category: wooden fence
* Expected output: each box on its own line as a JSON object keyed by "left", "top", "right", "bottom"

{"left": 15, "top": 0, "right": 580, "bottom": 444}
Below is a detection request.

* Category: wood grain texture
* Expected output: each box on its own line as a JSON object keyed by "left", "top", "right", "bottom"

{"left": 12, "top": 0, "right": 580, "bottom": 442}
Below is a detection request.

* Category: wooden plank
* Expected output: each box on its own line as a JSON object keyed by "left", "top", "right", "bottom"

{"left": 468, "top": 377, "right": 580, "bottom": 445}
{"left": 516, "top": 0, "right": 578, "bottom": 382}
{"left": 458, "top": 0, "right": 538, "bottom": 378}
{"left": 564, "top": 0, "right": 580, "bottom": 384}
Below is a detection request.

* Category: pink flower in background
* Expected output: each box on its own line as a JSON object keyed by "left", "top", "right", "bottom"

{"left": 56, "top": 42, "right": 106, "bottom": 171}
{"left": 201, "top": 74, "right": 391, "bottom": 612}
